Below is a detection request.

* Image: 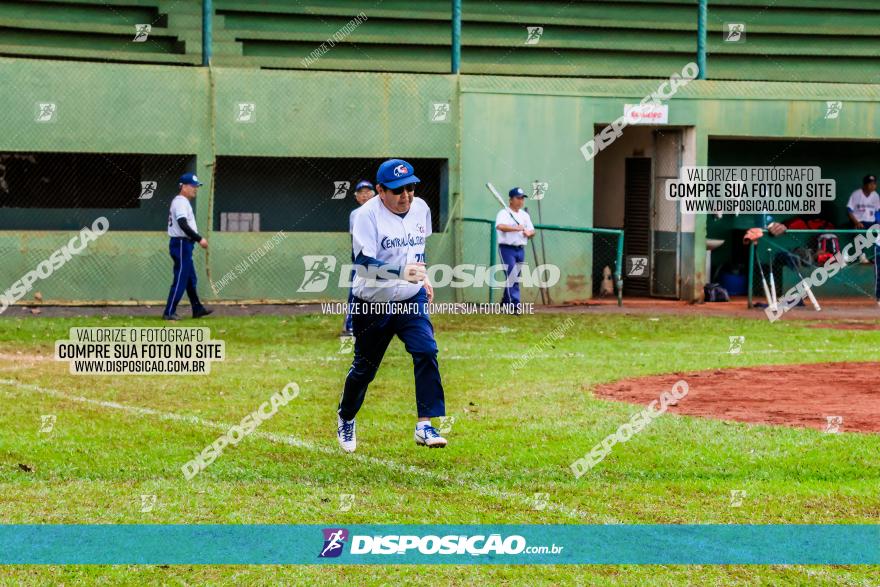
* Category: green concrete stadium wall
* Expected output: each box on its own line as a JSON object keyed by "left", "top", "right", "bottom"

{"left": 3, "top": 57, "right": 880, "bottom": 304}
{"left": 0, "top": 58, "right": 461, "bottom": 305}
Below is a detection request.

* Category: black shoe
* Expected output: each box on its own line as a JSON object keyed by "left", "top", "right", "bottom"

{"left": 193, "top": 308, "right": 213, "bottom": 319}
{"left": 163, "top": 313, "right": 180, "bottom": 321}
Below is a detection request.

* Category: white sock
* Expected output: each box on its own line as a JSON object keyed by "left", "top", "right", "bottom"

{"left": 416, "top": 420, "right": 432, "bottom": 430}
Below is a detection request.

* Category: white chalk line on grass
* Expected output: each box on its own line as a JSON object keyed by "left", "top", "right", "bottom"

{"left": 0, "top": 378, "right": 620, "bottom": 525}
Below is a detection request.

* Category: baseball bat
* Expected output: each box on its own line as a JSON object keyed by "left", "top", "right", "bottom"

{"left": 790, "top": 263, "right": 821, "bottom": 311}
{"left": 802, "top": 280, "right": 821, "bottom": 311}
{"left": 486, "top": 182, "right": 509, "bottom": 211}
{"left": 535, "top": 195, "right": 552, "bottom": 305}
{"left": 754, "top": 246, "right": 774, "bottom": 309}
{"left": 525, "top": 206, "right": 548, "bottom": 305}
{"left": 767, "top": 252, "right": 778, "bottom": 311}
{"left": 528, "top": 223, "right": 547, "bottom": 305}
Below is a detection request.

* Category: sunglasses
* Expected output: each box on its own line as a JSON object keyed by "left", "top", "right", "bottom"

{"left": 388, "top": 183, "right": 417, "bottom": 195}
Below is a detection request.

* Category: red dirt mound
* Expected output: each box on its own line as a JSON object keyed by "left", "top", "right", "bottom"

{"left": 594, "top": 362, "right": 880, "bottom": 433}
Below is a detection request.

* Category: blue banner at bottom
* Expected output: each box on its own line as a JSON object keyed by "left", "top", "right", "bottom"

{"left": 1, "top": 525, "right": 877, "bottom": 565}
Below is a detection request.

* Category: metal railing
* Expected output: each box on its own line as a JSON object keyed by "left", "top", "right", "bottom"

{"left": 462, "top": 217, "right": 624, "bottom": 306}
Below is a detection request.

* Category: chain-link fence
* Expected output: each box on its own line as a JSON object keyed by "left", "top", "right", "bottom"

{"left": 0, "top": 49, "right": 461, "bottom": 307}
{"left": 460, "top": 218, "right": 624, "bottom": 306}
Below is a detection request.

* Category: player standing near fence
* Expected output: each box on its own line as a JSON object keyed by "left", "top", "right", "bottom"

{"left": 846, "top": 175, "right": 879, "bottom": 230}
{"left": 494, "top": 187, "right": 536, "bottom": 312}
{"left": 162, "top": 173, "right": 212, "bottom": 321}
{"left": 847, "top": 174, "right": 878, "bottom": 265}
{"left": 336, "top": 159, "right": 447, "bottom": 452}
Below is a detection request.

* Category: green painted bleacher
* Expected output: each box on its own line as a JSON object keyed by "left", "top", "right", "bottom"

{"left": 2, "top": 0, "right": 879, "bottom": 82}
{"left": 0, "top": 0, "right": 201, "bottom": 64}
{"left": 212, "top": 0, "right": 880, "bottom": 81}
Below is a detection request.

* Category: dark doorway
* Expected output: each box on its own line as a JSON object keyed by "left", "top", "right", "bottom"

{"left": 624, "top": 157, "right": 652, "bottom": 296}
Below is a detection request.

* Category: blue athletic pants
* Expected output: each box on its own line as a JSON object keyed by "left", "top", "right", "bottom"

{"left": 164, "top": 237, "right": 205, "bottom": 317}
{"left": 338, "top": 288, "right": 445, "bottom": 420}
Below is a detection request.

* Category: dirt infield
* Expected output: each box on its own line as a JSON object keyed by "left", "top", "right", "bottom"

{"left": 594, "top": 362, "right": 880, "bottom": 433}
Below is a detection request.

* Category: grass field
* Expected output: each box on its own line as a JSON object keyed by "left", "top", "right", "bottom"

{"left": 1, "top": 311, "right": 878, "bottom": 585}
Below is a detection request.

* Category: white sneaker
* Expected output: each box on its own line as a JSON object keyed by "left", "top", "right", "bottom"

{"left": 414, "top": 423, "right": 447, "bottom": 448}
{"left": 337, "top": 415, "right": 356, "bottom": 453}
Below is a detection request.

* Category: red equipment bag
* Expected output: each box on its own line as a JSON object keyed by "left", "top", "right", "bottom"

{"left": 816, "top": 233, "right": 840, "bottom": 265}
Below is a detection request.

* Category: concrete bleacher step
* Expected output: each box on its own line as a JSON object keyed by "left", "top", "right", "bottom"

{"left": 0, "top": 15, "right": 199, "bottom": 61}
{"left": 165, "top": 14, "right": 227, "bottom": 35}
{"left": 211, "top": 40, "right": 243, "bottom": 56}
{"left": 0, "top": 16, "right": 165, "bottom": 37}
{"left": 27, "top": 0, "right": 163, "bottom": 6}
{"left": 210, "top": 52, "right": 449, "bottom": 73}
{"left": 164, "top": 14, "right": 203, "bottom": 29}
{"left": 0, "top": 42, "right": 198, "bottom": 64}
{"left": 177, "top": 32, "right": 242, "bottom": 56}
{"left": 158, "top": 0, "right": 201, "bottom": 15}
{"left": 0, "top": 0, "right": 211, "bottom": 61}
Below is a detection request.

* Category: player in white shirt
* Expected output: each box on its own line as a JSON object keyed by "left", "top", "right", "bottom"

{"left": 495, "top": 187, "right": 536, "bottom": 311}
{"left": 336, "top": 159, "right": 447, "bottom": 452}
{"left": 847, "top": 175, "right": 879, "bottom": 229}
{"left": 846, "top": 174, "right": 879, "bottom": 266}
{"left": 162, "top": 173, "right": 212, "bottom": 320}
{"left": 342, "top": 180, "right": 375, "bottom": 335}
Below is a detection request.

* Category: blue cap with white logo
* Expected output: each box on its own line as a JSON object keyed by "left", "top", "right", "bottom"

{"left": 354, "top": 180, "right": 374, "bottom": 192}
{"left": 376, "top": 159, "right": 420, "bottom": 190}
{"left": 179, "top": 172, "right": 203, "bottom": 187}
{"left": 509, "top": 187, "right": 526, "bottom": 198}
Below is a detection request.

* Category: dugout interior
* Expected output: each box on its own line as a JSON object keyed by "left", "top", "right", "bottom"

{"left": 707, "top": 138, "right": 880, "bottom": 298}
{"left": 212, "top": 156, "right": 448, "bottom": 233}
{"left": 0, "top": 153, "right": 195, "bottom": 231}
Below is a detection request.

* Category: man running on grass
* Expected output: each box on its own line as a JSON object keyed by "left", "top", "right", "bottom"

{"left": 336, "top": 159, "right": 447, "bottom": 452}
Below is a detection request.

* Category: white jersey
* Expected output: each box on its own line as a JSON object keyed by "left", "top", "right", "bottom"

{"left": 349, "top": 207, "right": 360, "bottom": 233}
{"left": 847, "top": 189, "right": 880, "bottom": 223}
{"left": 351, "top": 195, "right": 432, "bottom": 302}
{"left": 167, "top": 195, "right": 197, "bottom": 238}
{"left": 495, "top": 207, "right": 534, "bottom": 246}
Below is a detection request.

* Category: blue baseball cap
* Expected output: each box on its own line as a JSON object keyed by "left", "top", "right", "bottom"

{"left": 179, "top": 172, "right": 203, "bottom": 187}
{"left": 376, "top": 159, "right": 420, "bottom": 190}
{"left": 354, "top": 180, "right": 374, "bottom": 192}
{"left": 509, "top": 187, "right": 526, "bottom": 198}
